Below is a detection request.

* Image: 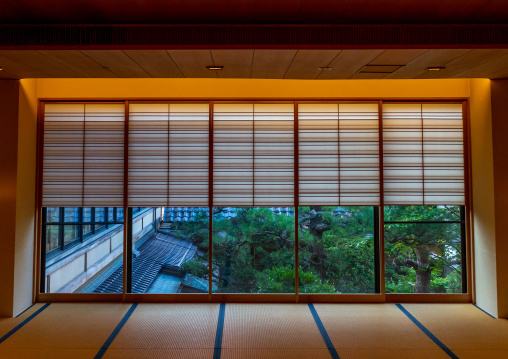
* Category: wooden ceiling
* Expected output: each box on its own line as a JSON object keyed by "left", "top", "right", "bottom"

{"left": 1, "top": 0, "right": 507, "bottom": 24}
{"left": 1, "top": 49, "right": 508, "bottom": 80}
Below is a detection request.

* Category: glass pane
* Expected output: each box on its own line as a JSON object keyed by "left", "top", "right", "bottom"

{"left": 83, "top": 207, "right": 92, "bottom": 222}
{"left": 63, "top": 225, "right": 80, "bottom": 245}
{"left": 299, "top": 206, "right": 376, "bottom": 294}
{"left": 46, "top": 208, "right": 60, "bottom": 223}
{"left": 43, "top": 207, "right": 124, "bottom": 294}
{"left": 384, "top": 206, "right": 463, "bottom": 294}
{"left": 117, "top": 208, "right": 124, "bottom": 222}
{"left": 46, "top": 225, "right": 60, "bottom": 252}
{"left": 212, "top": 207, "right": 295, "bottom": 293}
{"left": 64, "top": 208, "right": 79, "bottom": 222}
{"left": 108, "top": 208, "right": 114, "bottom": 222}
{"left": 95, "top": 207, "right": 106, "bottom": 232}
{"left": 128, "top": 207, "right": 210, "bottom": 294}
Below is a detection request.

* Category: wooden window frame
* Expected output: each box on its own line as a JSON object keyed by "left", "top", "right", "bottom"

{"left": 35, "top": 98, "right": 472, "bottom": 304}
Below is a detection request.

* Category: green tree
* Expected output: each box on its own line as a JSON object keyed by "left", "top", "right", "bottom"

{"left": 299, "top": 206, "right": 376, "bottom": 293}
{"left": 384, "top": 206, "right": 462, "bottom": 293}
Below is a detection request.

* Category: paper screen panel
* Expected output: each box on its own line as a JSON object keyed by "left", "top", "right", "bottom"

{"left": 168, "top": 103, "right": 209, "bottom": 206}
{"left": 383, "top": 103, "right": 464, "bottom": 205}
{"left": 128, "top": 103, "right": 169, "bottom": 206}
{"left": 213, "top": 103, "right": 294, "bottom": 206}
{"left": 422, "top": 104, "right": 464, "bottom": 205}
{"left": 43, "top": 104, "right": 85, "bottom": 207}
{"left": 254, "top": 104, "right": 294, "bottom": 206}
{"left": 128, "top": 103, "right": 209, "bottom": 206}
{"left": 339, "top": 103, "right": 380, "bottom": 205}
{"left": 43, "top": 103, "right": 125, "bottom": 207}
{"left": 213, "top": 104, "right": 255, "bottom": 206}
{"left": 298, "top": 104, "right": 340, "bottom": 205}
{"left": 83, "top": 104, "right": 125, "bottom": 206}
{"left": 298, "top": 103, "right": 379, "bottom": 206}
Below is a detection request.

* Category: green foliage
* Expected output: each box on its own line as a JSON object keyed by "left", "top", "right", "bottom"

{"left": 299, "top": 206, "right": 376, "bottom": 294}
{"left": 384, "top": 206, "right": 463, "bottom": 294}
{"left": 175, "top": 205, "right": 464, "bottom": 295}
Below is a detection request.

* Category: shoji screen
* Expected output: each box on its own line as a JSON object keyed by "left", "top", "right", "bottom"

{"left": 213, "top": 103, "right": 294, "bottom": 206}
{"left": 382, "top": 103, "right": 464, "bottom": 205}
{"left": 298, "top": 103, "right": 380, "bottom": 205}
{"left": 128, "top": 103, "right": 209, "bottom": 206}
{"left": 42, "top": 103, "right": 125, "bottom": 207}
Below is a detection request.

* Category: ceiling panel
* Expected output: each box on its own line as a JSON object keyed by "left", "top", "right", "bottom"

{"left": 417, "top": 49, "right": 508, "bottom": 79}
{"left": 450, "top": 53, "right": 508, "bottom": 79}
{"left": 284, "top": 50, "right": 340, "bottom": 79}
{"left": 368, "top": 49, "right": 429, "bottom": 66}
{"left": 80, "top": 50, "right": 150, "bottom": 77}
{"left": 168, "top": 50, "right": 217, "bottom": 78}
{"left": 319, "top": 50, "right": 384, "bottom": 79}
{"left": 385, "top": 49, "right": 473, "bottom": 79}
{"left": 0, "top": 53, "right": 48, "bottom": 78}
{"left": 0, "top": 50, "right": 84, "bottom": 78}
{"left": 251, "top": 50, "right": 297, "bottom": 79}
{"left": 212, "top": 50, "right": 253, "bottom": 79}
{"left": 39, "top": 50, "right": 118, "bottom": 78}
{"left": 1, "top": 49, "right": 508, "bottom": 80}
{"left": 123, "top": 50, "right": 182, "bottom": 78}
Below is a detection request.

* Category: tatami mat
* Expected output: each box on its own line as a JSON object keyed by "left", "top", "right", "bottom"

{"left": 0, "top": 304, "right": 44, "bottom": 338}
{"left": 314, "top": 304, "right": 440, "bottom": 350}
{"left": 0, "top": 348, "right": 97, "bottom": 359}
{"left": 221, "top": 348, "right": 334, "bottom": 359}
{"left": 222, "top": 304, "right": 327, "bottom": 349}
{"left": 0, "top": 303, "right": 131, "bottom": 349}
{"left": 337, "top": 349, "right": 451, "bottom": 359}
{"left": 454, "top": 349, "right": 508, "bottom": 359}
{"left": 403, "top": 304, "right": 508, "bottom": 350}
{"left": 106, "top": 304, "right": 220, "bottom": 350}
{"left": 104, "top": 348, "right": 214, "bottom": 358}
{"left": 1, "top": 302, "right": 508, "bottom": 359}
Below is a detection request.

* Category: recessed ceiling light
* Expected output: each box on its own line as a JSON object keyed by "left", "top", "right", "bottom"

{"left": 427, "top": 66, "right": 446, "bottom": 71}
{"left": 206, "top": 66, "right": 224, "bottom": 70}
{"left": 359, "top": 65, "right": 404, "bottom": 73}
{"left": 0, "top": 67, "right": 3, "bottom": 71}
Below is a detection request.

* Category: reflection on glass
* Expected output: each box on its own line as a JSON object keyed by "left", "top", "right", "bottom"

{"left": 43, "top": 206, "right": 124, "bottom": 294}
{"left": 64, "top": 208, "right": 79, "bottom": 222}
{"left": 46, "top": 225, "right": 59, "bottom": 252}
{"left": 212, "top": 207, "right": 295, "bottom": 294}
{"left": 128, "top": 207, "right": 210, "bottom": 294}
{"left": 63, "top": 225, "right": 80, "bottom": 245}
{"left": 47, "top": 207, "right": 60, "bottom": 222}
{"left": 299, "top": 206, "right": 376, "bottom": 294}
{"left": 384, "top": 206, "right": 463, "bottom": 294}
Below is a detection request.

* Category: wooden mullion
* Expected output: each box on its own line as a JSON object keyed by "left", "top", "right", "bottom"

{"left": 123, "top": 101, "right": 130, "bottom": 298}
{"left": 294, "top": 101, "right": 299, "bottom": 300}
{"left": 208, "top": 101, "right": 213, "bottom": 300}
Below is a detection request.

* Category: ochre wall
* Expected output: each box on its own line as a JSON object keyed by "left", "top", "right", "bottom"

{"left": 470, "top": 79, "right": 498, "bottom": 317}
{"left": 14, "top": 79, "right": 38, "bottom": 315}
{"left": 36, "top": 78, "right": 470, "bottom": 99}
{"left": 490, "top": 80, "right": 508, "bottom": 318}
{"left": 1, "top": 78, "right": 503, "bottom": 317}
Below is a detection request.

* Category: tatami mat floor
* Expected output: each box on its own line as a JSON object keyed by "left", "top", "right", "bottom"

{"left": 0, "top": 303, "right": 506, "bottom": 358}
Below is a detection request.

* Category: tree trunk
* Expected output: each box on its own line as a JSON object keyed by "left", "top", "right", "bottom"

{"left": 414, "top": 245, "right": 432, "bottom": 293}
{"left": 414, "top": 268, "right": 432, "bottom": 293}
